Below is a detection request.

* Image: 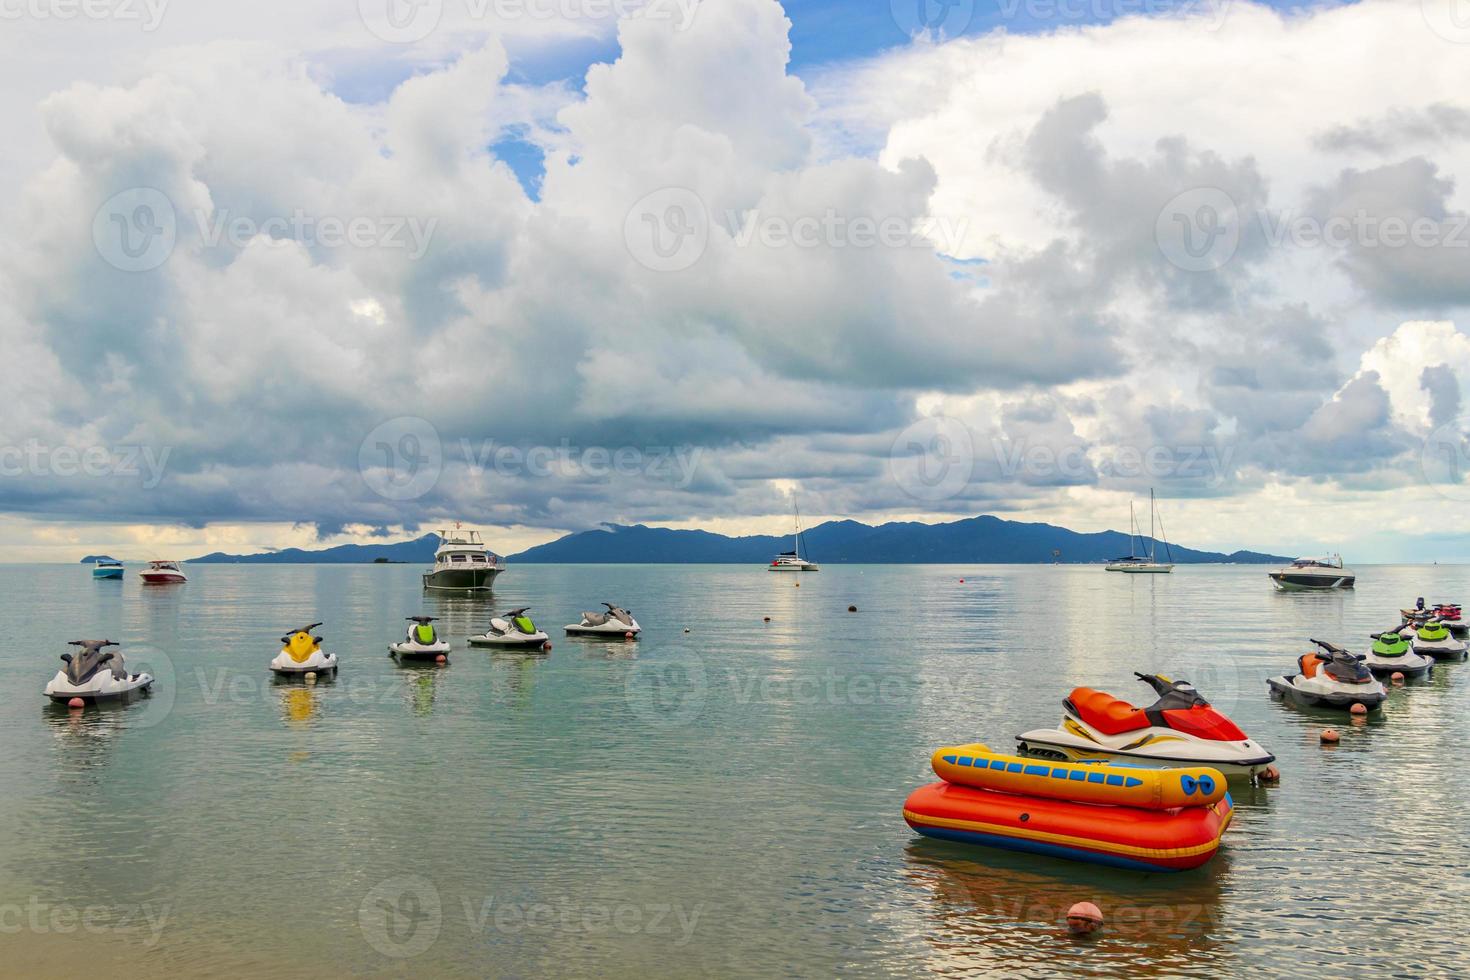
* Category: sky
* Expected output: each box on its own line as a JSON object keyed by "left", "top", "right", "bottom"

{"left": 3, "top": 0, "right": 1470, "bottom": 562}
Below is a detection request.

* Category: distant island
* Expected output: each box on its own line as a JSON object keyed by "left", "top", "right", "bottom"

{"left": 79, "top": 555, "right": 120, "bottom": 563}
{"left": 182, "top": 516, "right": 1291, "bottom": 565}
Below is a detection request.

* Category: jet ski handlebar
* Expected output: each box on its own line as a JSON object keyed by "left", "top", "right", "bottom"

{"left": 406, "top": 616, "right": 437, "bottom": 623}
{"left": 504, "top": 607, "right": 530, "bottom": 616}
{"left": 1310, "top": 638, "right": 1349, "bottom": 655}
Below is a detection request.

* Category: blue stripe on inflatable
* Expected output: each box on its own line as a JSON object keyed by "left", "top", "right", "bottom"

{"left": 911, "top": 825, "right": 1180, "bottom": 872}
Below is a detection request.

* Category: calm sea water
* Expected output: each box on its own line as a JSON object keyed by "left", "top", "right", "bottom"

{"left": 0, "top": 562, "right": 1465, "bottom": 977}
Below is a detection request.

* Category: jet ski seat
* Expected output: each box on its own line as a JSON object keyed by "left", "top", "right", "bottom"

{"left": 1298, "top": 654, "right": 1323, "bottom": 678}
{"left": 582, "top": 612, "right": 608, "bottom": 626}
{"left": 1066, "top": 688, "right": 1150, "bottom": 735}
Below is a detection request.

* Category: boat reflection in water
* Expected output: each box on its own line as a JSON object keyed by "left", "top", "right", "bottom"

{"left": 901, "top": 839, "right": 1229, "bottom": 973}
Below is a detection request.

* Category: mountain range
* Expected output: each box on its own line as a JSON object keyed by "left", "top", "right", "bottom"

{"left": 179, "top": 516, "right": 1289, "bottom": 565}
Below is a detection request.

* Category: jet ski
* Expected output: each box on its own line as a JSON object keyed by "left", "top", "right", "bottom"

{"left": 270, "top": 622, "right": 338, "bottom": 677}
{"left": 389, "top": 616, "right": 450, "bottom": 660}
{"left": 565, "top": 603, "right": 641, "bottom": 637}
{"left": 1410, "top": 619, "right": 1468, "bottom": 661}
{"left": 1267, "top": 641, "right": 1387, "bottom": 710}
{"left": 1015, "top": 672, "right": 1275, "bottom": 780}
{"left": 1364, "top": 629, "right": 1433, "bottom": 679}
{"left": 1431, "top": 603, "right": 1468, "bottom": 640}
{"left": 468, "top": 607, "right": 550, "bottom": 649}
{"left": 44, "top": 640, "right": 155, "bottom": 704}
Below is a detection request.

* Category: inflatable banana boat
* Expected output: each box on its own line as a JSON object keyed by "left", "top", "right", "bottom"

{"left": 904, "top": 743, "right": 1232, "bottom": 872}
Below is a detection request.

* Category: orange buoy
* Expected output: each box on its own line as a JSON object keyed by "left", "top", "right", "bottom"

{"left": 1349, "top": 703, "right": 1368, "bottom": 716}
{"left": 1320, "top": 728, "right": 1340, "bottom": 744}
{"left": 435, "top": 654, "right": 447, "bottom": 664}
{"left": 624, "top": 631, "right": 635, "bottom": 640}
{"left": 67, "top": 697, "right": 85, "bottom": 710}
{"left": 1260, "top": 765, "right": 1281, "bottom": 783}
{"left": 959, "top": 578, "right": 965, "bottom": 583}
{"left": 542, "top": 642, "right": 552, "bottom": 651}
{"left": 1391, "top": 671, "right": 1405, "bottom": 684}
{"left": 1065, "top": 902, "right": 1103, "bottom": 936}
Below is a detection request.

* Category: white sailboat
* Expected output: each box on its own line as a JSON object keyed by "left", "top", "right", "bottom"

{"left": 1104, "top": 489, "right": 1174, "bottom": 573}
{"left": 768, "top": 502, "right": 819, "bottom": 571}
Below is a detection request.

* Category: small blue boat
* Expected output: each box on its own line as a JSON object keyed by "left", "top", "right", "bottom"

{"left": 92, "top": 559, "right": 124, "bottom": 580}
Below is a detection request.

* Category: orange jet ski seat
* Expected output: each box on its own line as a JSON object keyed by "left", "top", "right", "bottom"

{"left": 1298, "top": 654, "right": 1323, "bottom": 678}
{"left": 1066, "top": 688, "right": 1151, "bottom": 735}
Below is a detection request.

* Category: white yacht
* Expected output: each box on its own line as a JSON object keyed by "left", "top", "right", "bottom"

{"left": 1104, "top": 490, "right": 1174, "bottom": 573}
{"left": 422, "top": 525, "right": 505, "bottom": 592}
{"left": 769, "top": 502, "right": 819, "bottom": 571}
{"left": 1268, "top": 555, "right": 1354, "bottom": 591}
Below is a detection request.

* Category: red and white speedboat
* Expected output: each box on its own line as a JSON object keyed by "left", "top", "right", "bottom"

{"left": 138, "top": 559, "right": 187, "bottom": 584}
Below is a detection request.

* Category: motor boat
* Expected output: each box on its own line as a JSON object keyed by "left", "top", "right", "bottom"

{"left": 468, "top": 607, "right": 550, "bottom": 649}
{"left": 1104, "top": 490, "right": 1174, "bottom": 573}
{"left": 270, "top": 622, "right": 338, "bottom": 677}
{"left": 1267, "top": 555, "right": 1353, "bottom": 590}
{"left": 565, "top": 603, "right": 641, "bottom": 637}
{"left": 389, "top": 616, "right": 451, "bottom": 660}
{"left": 1267, "top": 641, "right": 1386, "bottom": 710}
{"left": 92, "top": 559, "right": 124, "bottom": 580}
{"left": 421, "top": 524, "right": 505, "bottom": 593}
{"left": 768, "top": 501, "right": 819, "bottom": 571}
{"left": 44, "top": 640, "right": 154, "bottom": 704}
{"left": 1410, "top": 620, "right": 1468, "bottom": 661}
{"left": 138, "top": 559, "right": 186, "bottom": 584}
{"left": 1015, "top": 672, "right": 1274, "bottom": 780}
{"left": 1364, "top": 630, "right": 1433, "bottom": 680}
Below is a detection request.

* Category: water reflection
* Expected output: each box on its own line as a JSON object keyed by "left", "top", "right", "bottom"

{"left": 902, "top": 839, "right": 1230, "bottom": 974}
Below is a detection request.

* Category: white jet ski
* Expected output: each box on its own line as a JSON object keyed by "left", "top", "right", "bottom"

{"left": 1410, "top": 620, "right": 1468, "bottom": 661}
{"left": 1016, "top": 672, "right": 1275, "bottom": 780}
{"left": 389, "top": 616, "right": 451, "bottom": 660}
{"left": 270, "top": 622, "right": 338, "bottom": 677}
{"left": 468, "top": 607, "right": 550, "bottom": 649}
{"left": 565, "top": 603, "right": 641, "bottom": 637}
{"left": 1364, "top": 629, "right": 1433, "bottom": 680}
{"left": 44, "top": 640, "right": 155, "bottom": 704}
{"left": 1268, "top": 641, "right": 1387, "bottom": 711}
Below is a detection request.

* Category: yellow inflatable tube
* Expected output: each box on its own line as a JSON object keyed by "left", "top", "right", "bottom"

{"left": 932, "top": 743, "right": 1226, "bottom": 810}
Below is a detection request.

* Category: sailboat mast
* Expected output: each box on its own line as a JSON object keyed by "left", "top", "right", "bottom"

{"left": 794, "top": 501, "right": 803, "bottom": 560}
{"left": 1149, "top": 488, "right": 1156, "bottom": 563}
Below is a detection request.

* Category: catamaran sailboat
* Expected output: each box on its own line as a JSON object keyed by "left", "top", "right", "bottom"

{"left": 769, "top": 502, "right": 819, "bottom": 571}
{"left": 1104, "top": 490, "right": 1174, "bottom": 573}
{"left": 422, "top": 524, "right": 505, "bottom": 592}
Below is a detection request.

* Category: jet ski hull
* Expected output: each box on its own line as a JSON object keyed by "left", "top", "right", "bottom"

{"left": 44, "top": 674, "right": 155, "bottom": 703}
{"left": 1015, "top": 732, "right": 1274, "bottom": 779}
{"left": 467, "top": 633, "right": 549, "bottom": 648}
{"left": 1362, "top": 655, "right": 1433, "bottom": 679}
{"left": 270, "top": 653, "right": 338, "bottom": 676}
{"left": 564, "top": 624, "right": 641, "bottom": 637}
{"left": 1412, "top": 640, "right": 1468, "bottom": 661}
{"left": 1267, "top": 675, "right": 1387, "bottom": 709}
{"left": 389, "top": 642, "right": 450, "bottom": 660}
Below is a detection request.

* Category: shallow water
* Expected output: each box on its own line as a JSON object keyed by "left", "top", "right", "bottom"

{"left": 0, "top": 562, "right": 1464, "bottom": 977}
